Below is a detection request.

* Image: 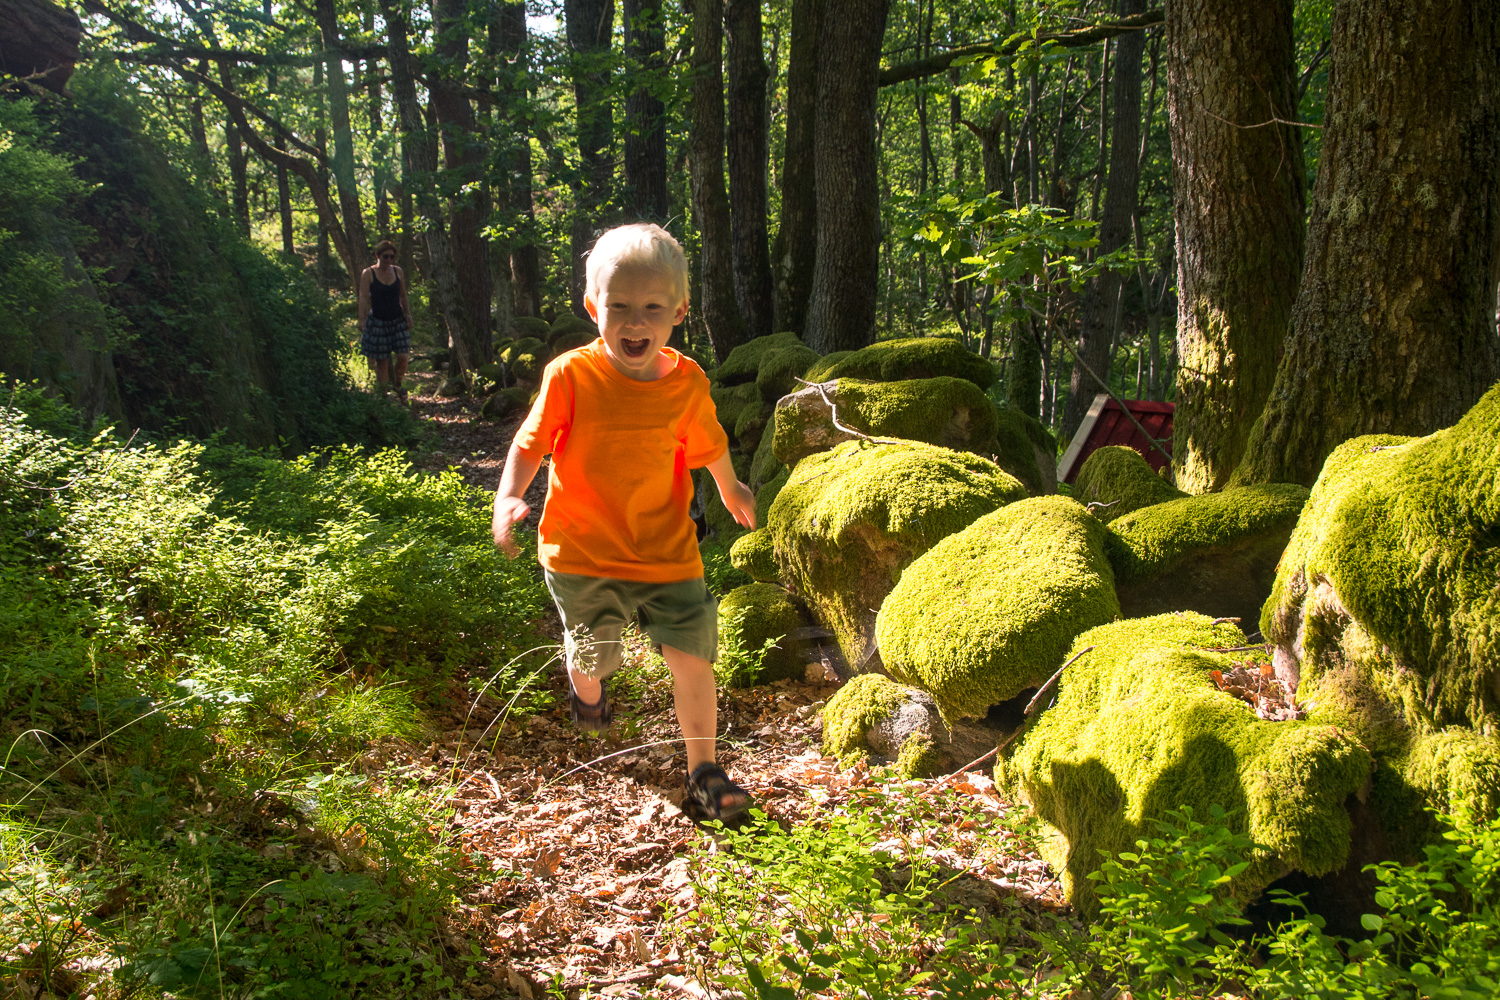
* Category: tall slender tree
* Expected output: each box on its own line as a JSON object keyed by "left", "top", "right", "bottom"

{"left": 492, "top": 1, "right": 543, "bottom": 317}
{"left": 689, "top": 0, "right": 747, "bottom": 360}
{"left": 770, "top": 0, "right": 819, "bottom": 335}
{"left": 724, "top": 0, "right": 772, "bottom": 339}
{"left": 1166, "top": 0, "right": 1305, "bottom": 492}
{"left": 803, "top": 0, "right": 890, "bottom": 354}
{"left": 565, "top": 0, "right": 616, "bottom": 316}
{"left": 312, "top": 0, "right": 371, "bottom": 268}
{"left": 622, "top": 0, "right": 668, "bottom": 221}
{"left": 1235, "top": 0, "right": 1500, "bottom": 486}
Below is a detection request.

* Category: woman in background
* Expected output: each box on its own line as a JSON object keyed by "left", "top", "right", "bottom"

{"left": 358, "top": 239, "right": 414, "bottom": 403}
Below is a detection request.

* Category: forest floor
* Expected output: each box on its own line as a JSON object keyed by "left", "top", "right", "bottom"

{"left": 394, "top": 370, "right": 1065, "bottom": 998}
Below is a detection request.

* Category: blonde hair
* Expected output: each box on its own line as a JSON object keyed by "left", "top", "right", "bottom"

{"left": 585, "top": 223, "right": 690, "bottom": 306}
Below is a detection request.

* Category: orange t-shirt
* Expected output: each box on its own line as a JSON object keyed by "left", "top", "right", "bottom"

{"left": 513, "top": 340, "right": 729, "bottom": 582}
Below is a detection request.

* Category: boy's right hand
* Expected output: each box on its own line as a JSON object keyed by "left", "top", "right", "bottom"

{"left": 492, "top": 496, "right": 531, "bottom": 558}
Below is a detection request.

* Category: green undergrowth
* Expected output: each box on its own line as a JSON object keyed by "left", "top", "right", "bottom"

{"left": 0, "top": 385, "right": 555, "bottom": 997}
{"left": 683, "top": 783, "right": 1500, "bottom": 1000}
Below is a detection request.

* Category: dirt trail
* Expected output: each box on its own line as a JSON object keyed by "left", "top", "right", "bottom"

{"left": 395, "top": 371, "right": 1059, "bottom": 998}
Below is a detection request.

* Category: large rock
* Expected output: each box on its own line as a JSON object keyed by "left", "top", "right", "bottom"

{"left": 1263, "top": 383, "right": 1500, "bottom": 853}
{"left": 718, "top": 583, "right": 814, "bottom": 685}
{"left": 768, "top": 440, "right": 1027, "bottom": 669}
{"left": 991, "top": 407, "right": 1057, "bottom": 496}
{"left": 748, "top": 423, "right": 783, "bottom": 491}
{"left": 1002, "top": 613, "right": 1373, "bottom": 915}
{"left": 771, "top": 377, "right": 998, "bottom": 468}
{"left": 876, "top": 495, "right": 1120, "bottom": 719}
{"left": 802, "top": 336, "right": 996, "bottom": 390}
{"left": 1072, "top": 445, "right": 1184, "bottom": 522}
{"left": 755, "top": 343, "right": 820, "bottom": 402}
{"left": 821, "top": 674, "right": 999, "bottom": 778}
{"left": 711, "top": 331, "right": 806, "bottom": 386}
{"left": 509, "top": 315, "right": 552, "bottom": 339}
{"left": 1106, "top": 484, "right": 1310, "bottom": 628}
{"left": 710, "top": 381, "right": 762, "bottom": 448}
{"left": 729, "top": 529, "right": 778, "bottom": 583}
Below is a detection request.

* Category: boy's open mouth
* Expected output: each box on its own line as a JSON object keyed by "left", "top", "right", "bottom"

{"left": 621, "top": 338, "right": 651, "bottom": 359}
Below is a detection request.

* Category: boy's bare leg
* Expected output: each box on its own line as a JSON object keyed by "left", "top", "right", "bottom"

{"left": 568, "top": 667, "right": 603, "bottom": 706}
{"left": 663, "top": 645, "right": 747, "bottom": 811}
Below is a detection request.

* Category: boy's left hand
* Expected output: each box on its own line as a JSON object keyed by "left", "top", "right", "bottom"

{"left": 720, "top": 479, "right": 757, "bottom": 530}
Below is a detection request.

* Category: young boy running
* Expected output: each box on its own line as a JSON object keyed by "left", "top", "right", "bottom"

{"left": 492, "top": 223, "right": 757, "bottom": 821}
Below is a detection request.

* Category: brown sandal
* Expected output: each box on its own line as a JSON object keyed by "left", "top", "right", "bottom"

{"left": 683, "top": 762, "right": 753, "bottom": 825}
{"left": 568, "top": 680, "right": 611, "bottom": 732}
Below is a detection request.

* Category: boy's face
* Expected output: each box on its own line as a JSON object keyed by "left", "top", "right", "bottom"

{"left": 585, "top": 264, "right": 688, "bottom": 380}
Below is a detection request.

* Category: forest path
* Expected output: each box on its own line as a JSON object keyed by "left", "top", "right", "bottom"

{"left": 396, "top": 371, "right": 1057, "bottom": 998}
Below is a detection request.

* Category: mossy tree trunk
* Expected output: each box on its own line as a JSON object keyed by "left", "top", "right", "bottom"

{"left": 1166, "top": 0, "right": 1305, "bottom": 493}
{"left": 725, "top": 0, "right": 774, "bottom": 340}
{"left": 622, "top": 0, "right": 668, "bottom": 222}
{"left": 689, "top": 0, "right": 748, "bottom": 361}
{"left": 565, "top": 0, "right": 615, "bottom": 319}
{"left": 771, "top": 0, "right": 819, "bottom": 336}
{"left": 1234, "top": 0, "right": 1500, "bottom": 487}
{"left": 803, "top": 0, "right": 890, "bottom": 355}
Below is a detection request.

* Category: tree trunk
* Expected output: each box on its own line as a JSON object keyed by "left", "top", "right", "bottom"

{"left": 1234, "top": 0, "right": 1500, "bottom": 486}
{"left": 490, "top": 1, "right": 542, "bottom": 317}
{"left": 770, "top": 0, "right": 819, "bottom": 335}
{"left": 622, "top": 0, "right": 668, "bottom": 222}
{"left": 566, "top": 0, "right": 616, "bottom": 317}
{"left": 724, "top": 0, "right": 773, "bottom": 339}
{"left": 803, "top": 0, "right": 889, "bottom": 355}
{"left": 689, "top": 0, "right": 747, "bottom": 361}
{"left": 1166, "top": 0, "right": 1305, "bottom": 492}
{"left": 225, "top": 117, "right": 251, "bottom": 237}
{"left": 0, "top": 0, "right": 81, "bottom": 92}
{"left": 1062, "top": 0, "right": 1145, "bottom": 440}
{"left": 276, "top": 164, "right": 294, "bottom": 254}
{"left": 365, "top": 53, "right": 392, "bottom": 238}
{"left": 432, "top": 0, "right": 493, "bottom": 365}
{"left": 313, "top": 0, "right": 371, "bottom": 278}
{"left": 380, "top": 0, "right": 472, "bottom": 370}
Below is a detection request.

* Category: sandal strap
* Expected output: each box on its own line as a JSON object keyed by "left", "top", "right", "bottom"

{"left": 569, "top": 681, "right": 611, "bottom": 731}
{"left": 684, "top": 762, "right": 752, "bottom": 821}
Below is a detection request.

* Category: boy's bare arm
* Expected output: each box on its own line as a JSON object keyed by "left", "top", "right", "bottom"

{"left": 704, "top": 449, "right": 756, "bottom": 530}
{"left": 493, "top": 442, "right": 544, "bottom": 558}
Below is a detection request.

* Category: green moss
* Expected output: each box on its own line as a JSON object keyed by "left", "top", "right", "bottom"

{"left": 510, "top": 315, "right": 552, "bottom": 339}
{"left": 821, "top": 674, "right": 909, "bottom": 767}
{"left": 756, "top": 344, "right": 821, "bottom": 402}
{"left": 500, "top": 337, "right": 548, "bottom": 381}
{"left": 749, "top": 422, "right": 784, "bottom": 491}
{"left": 730, "top": 528, "right": 778, "bottom": 583}
{"left": 768, "top": 439, "right": 1027, "bottom": 665}
{"left": 719, "top": 582, "right": 813, "bottom": 685}
{"left": 771, "top": 377, "right": 999, "bottom": 468}
{"left": 808, "top": 337, "right": 996, "bottom": 390}
{"left": 475, "top": 362, "right": 506, "bottom": 384}
{"left": 990, "top": 407, "right": 1057, "bottom": 496}
{"left": 755, "top": 466, "right": 789, "bottom": 528}
{"left": 480, "top": 386, "right": 531, "bottom": 421}
{"left": 549, "top": 312, "right": 598, "bottom": 336}
{"left": 711, "top": 382, "right": 762, "bottom": 442}
{"left": 1265, "top": 383, "right": 1500, "bottom": 735}
{"left": 547, "top": 328, "right": 594, "bottom": 354}
{"left": 1105, "top": 484, "right": 1310, "bottom": 585}
{"left": 1073, "top": 445, "right": 1186, "bottom": 523}
{"left": 734, "top": 396, "right": 771, "bottom": 452}
{"left": 877, "top": 495, "right": 1120, "bottom": 719}
{"left": 896, "top": 733, "right": 941, "bottom": 779}
{"left": 711, "top": 332, "right": 806, "bottom": 386}
{"left": 1003, "top": 613, "right": 1373, "bottom": 914}
{"left": 804, "top": 351, "right": 854, "bottom": 382}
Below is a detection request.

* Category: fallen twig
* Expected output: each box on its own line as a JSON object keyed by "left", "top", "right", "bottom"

{"left": 792, "top": 377, "right": 906, "bottom": 447}
{"left": 1024, "top": 645, "right": 1097, "bottom": 716}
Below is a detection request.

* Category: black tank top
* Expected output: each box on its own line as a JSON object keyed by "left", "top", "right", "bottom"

{"left": 369, "top": 269, "right": 403, "bottom": 320}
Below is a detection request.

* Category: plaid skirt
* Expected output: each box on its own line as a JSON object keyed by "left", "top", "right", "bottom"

{"left": 361, "top": 314, "right": 411, "bottom": 359}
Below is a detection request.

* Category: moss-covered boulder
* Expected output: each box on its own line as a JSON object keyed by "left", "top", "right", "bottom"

{"left": 549, "top": 312, "right": 598, "bottom": 337}
{"left": 819, "top": 676, "right": 937, "bottom": 778}
{"left": 475, "top": 362, "right": 506, "bottom": 387}
{"left": 480, "top": 386, "right": 531, "bottom": 421}
{"left": 803, "top": 350, "right": 854, "bottom": 382}
{"left": 768, "top": 440, "right": 1028, "bottom": 668}
{"left": 1003, "top": 613, "right": 1373, "bottom": 914}
{"left": 711, "top": 332, "right": 806, "bottom": 386}
{"left": 511, "top": 315, "right": 552, "bottom": 339}
{"left": 547, "top": 327, "right": 595, "bottom": 354}
{"left": 877, "top": 495, "right": 1120, "bottom": 719}
{"left": 729, "top": 528, "right": 778, "bottom": 583}
{"left": 771, "top": 377, "right": 998, "bottom": 468}
{"left": 801, "top": 337, "right": 996, "bottom": 391}
{"left": 719, "top": 583, "right": 813, "bottom": 685}
{"left": 756, "top": 343, "right": 821, "bottom": 403}
{"left": 749, "top": 424, "right": 783, "bottom": 491}
{"left": 990, "top": 407, "right": 1057, "bottom": 496}
{"left": 1073, "top": 445, "right": 1185, "bottom": 522}
{"left": 733, "top": 395, "right": 772, "bottom": 453}
{"left": 710, "top": 381, "right": 762, "bottom": 446}
{"left": 755, "top": 466, "right": 789, "bottom": 528}
{"left": 1261, "top": 385, "right": 1500, "bottom": 853}
{"left": 1106, "top": 484, "right": 1310, "bottom": 627}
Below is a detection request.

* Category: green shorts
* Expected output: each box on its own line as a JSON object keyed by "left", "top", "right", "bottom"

{"left": 543, "top": 571, "right": 719, "bottom": 680}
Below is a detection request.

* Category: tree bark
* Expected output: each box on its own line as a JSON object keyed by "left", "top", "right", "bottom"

{"left": 1166, "top": 0, "right": 1305, "bottom": 492}
{"left": 803, "top": 0, "right": 890, "bottom": 355}
{"left": 313, "top": 0, "right": 371, "bottom": 274}
{"left": 276, "top": 163, "right": 294, "bottom": 254}
{"left": 724, "top": 0, "right": 773, "bottom": 339}
{"left": 770, "top": 0, "right": 819, "bottom": 335}
{"left": 0, "top": 0, "right": 81, "bottom": 92}
{"left": 225, "top": 117, "right": 251, "bottom": 236}
{"left": 380, "top": 0, "right": 472, "bottom": 370}
{"left": 432, "top": 0, "right": 493, "bottom": 364}
{"left": 689, "top": 0, "right": 747, "bottom": 361}
{"left": 566, "top": 0, "right": 616, "bottom": 317}
{"left": 622, "top": 0, "right": 668, "bottom": 222}
{"left": 1062, "top": 0, "right": 1145, "bottom": 440}
{"left": 1234, "top": 0, "right": 1500, "bottom": 487}
{"left": 491, "top": 1, "right": 542, "bottom": 318}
